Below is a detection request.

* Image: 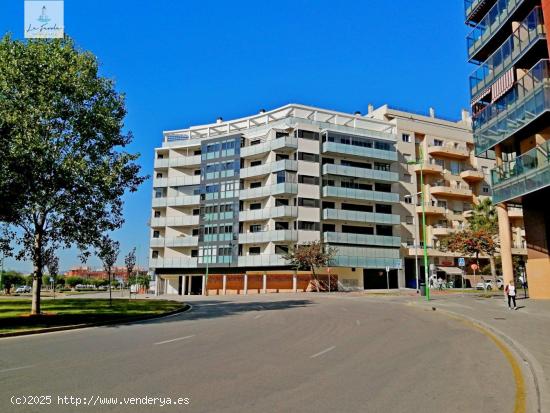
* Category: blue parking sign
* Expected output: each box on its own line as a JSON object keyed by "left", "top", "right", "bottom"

{"left": 458, "top": 257, "right": 465, "bottom": 267}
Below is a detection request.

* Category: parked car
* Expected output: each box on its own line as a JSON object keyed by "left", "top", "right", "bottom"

{"left": 15, "top": 286, "right": 31, "bottom": 293}
{"left": 475, "top": 278, "right": 504, "bottom": 290}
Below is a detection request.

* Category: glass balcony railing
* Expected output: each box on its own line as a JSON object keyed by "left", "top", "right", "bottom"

{"left": 322, "top": 186, "right": 399, "bottom": 203}
{"left": 322, "top": 142, "right": 398, "bottom": 162}
{"left": 473, "top": 59, "right": 550, "bottom": 154}
{"left": 322, "top": 164, "right": 398, "bottom": 183}
{"left": 239, "top": 183, "right": 298, "bottom": 200}
{"left": 467, "top": 0, "right": 527, "bottom": 60}
{"left": 465, "top": 0, "right": 496, "bottom": 22}
{"left": 330, "top": 256, "right": 402, "bottom": 269}
{"left": 323, "top": 232, "right": 401, "bottom": 247}
{"left": 238, "top": 230, "right": 298, "bottom": 244}
{"left": 470, "top": 7, "right": 545, "bottom": 98}
{"left": 240, "top": 136, "right": 298, "bottom": 158}
{"left": 322, "top": 209, "right": 400, "bottom": 225}
{"left": 491, "top": 140, "right": 550, "bottom": 203}
{"left": 150, "top": 216, "right": 199, "bottom": 227}
{"left": 149, "top": 258, "right": 199, "bottom": 268}
{"left": 238, "top": 255, "right": 289, "bottom": 267}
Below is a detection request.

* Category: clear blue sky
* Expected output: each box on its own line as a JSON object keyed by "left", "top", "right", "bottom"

{"left": 2, "top": 0, "right": 472, "bottom": 272}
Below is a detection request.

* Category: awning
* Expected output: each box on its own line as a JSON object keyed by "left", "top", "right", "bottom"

{"left": 436, "top": 266, "right": 463, "bottom": 276}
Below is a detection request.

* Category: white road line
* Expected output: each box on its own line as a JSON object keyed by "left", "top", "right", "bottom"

{"left": 356, "top": 320, "right": 361, "bottom": 326}
{"left": 154, "top": 335, "right": 195, "bottom": 345}
{"left": 0, "top": 365, "right": 35, "bottom": 373}
{"left": 310, "top": 346, "right": 336, "bottom": 359}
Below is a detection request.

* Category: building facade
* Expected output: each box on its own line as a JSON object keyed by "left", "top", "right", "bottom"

{"left": 150, "top": 104, "right": 403, "bottom": 294}
{"left": 369, "top": 105, "right": 527, "bottom": 288}
{"left": 466, "top": 0, "right": 550, "bottom": 298}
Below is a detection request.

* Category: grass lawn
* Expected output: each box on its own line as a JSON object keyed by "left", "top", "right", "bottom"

{"left": 0, "top": 298, "right": 185, "bottom": 334}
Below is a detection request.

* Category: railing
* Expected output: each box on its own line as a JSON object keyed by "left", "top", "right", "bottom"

{"left": 322, "top": 164, "right": 398, "bottom": 183}
{"left": 239, "top": 206, "right": 298, "bottom": 222}
{"left": 465, "top": 0, "right": 494, "bottom": 21}
{"left": 240, "top": 136, "right": 298, "bottom": 157}
{"left": 491, "top": 140, "right": 550, "bottom": 203}
{"left": 322, "top": 209, "right": 400, "bottom": 225}
{"left": 473, "top": 59, "right": 550, "bottom": 154}
{"left": 238, "top": 230, "right": 298, "bottom": 244}
{"left": 149, "top": 258, "right": 198, "bottom": 268}
{"left": 239, "top": 183, "right": 298, "bottom": 200}
{"left": 323, "top": 232, "right": 401, "bottom": 247}
{"left": 240, "top": 160, "right": 297, "bottom": 179}
{"left": 470, "top": 7, "right": 545, "bottom": 98}
{"left": 150, "top": 216, "right": 199, "bottom": 227}
{"left": 467, "top": 0, "right": 527, "bottom": 60}
{"left": 238, "top": 255, "right": 289, "bottom": 267}
{"left": 322, "top": 141, "right": 398, "bottom": 162}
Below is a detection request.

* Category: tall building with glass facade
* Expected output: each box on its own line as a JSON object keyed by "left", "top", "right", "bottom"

{"left": 150, "top": 104, "right": 402, "bottom": 295}
{"left": 466, "top": 0, "right": 550, "bottom": 298}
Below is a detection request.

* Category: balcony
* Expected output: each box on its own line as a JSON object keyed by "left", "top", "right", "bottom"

{"left": 239, "top": 183, "right": 298, "bottom": 200}
{"left": 460, "top": 169, "right": 486, "bottom": 182}
{"left": 491, "top": 140, "right": 550, "bottom": 203}
{"left": 322, "top": 164, "right": 398, "bottom": 183}
{"left": 322, "top": 209, "right": 400, "bottom": 225}
{"left": 154, "top": 195, "right": 200, "bottom": 207}
{"left": 322, "top": 186, "right": 399, "bottom": 203}
{"left": 330, "top": 256, "right": 402, "bottom": 269}
{"left": 430, "top": 184, "right": 473, "bottom": 199}
{"left": 240, "top": 136, "right": 298, "bottom": 158}
{"left": 432, "top": 226, "right": 457, "bottom": 237}
{"left": 415, "top": 204, "right": 446, "bottom": 215}
{"left": 467, "top": 0, "right": 530, "bottom": 62}
{"left": 323, "top": 232, "right": 401, "bottom": 247}
{"left": 149, "top": 258, "right": 198, "bottom": 269}
{"left": 238, "top": 230, "right": 298, "bottom": 244}
{"left": 427, "top": 144, "right": 470, "bottom": 159}
{"left": 150, "top": 216, "right": 199, "bottom": 227}
{"left": 240, "top": 159, "right": 297, "bottom": 179}
{"left": 413, "top": 163, "right": 443, "bottom": 175}
{"left": 465, "top": 0, "right": 497, "bottom": 24}
{"left": 154, "top": 155, "right": 201, "bottom": 169}
{"left": 238, "top": 255, "right": 289, "bottom": 267}
{"left": 469, "top": 7, "right": 545, "bottom": 98}
{"left": 322, "top": 141, "right": 398, "bottom": 162}
{"left": 474, "top": 59, "right": 550, "bottom": 154}
{"left": 239, "top": 206, "right": 298, "bottom": 222}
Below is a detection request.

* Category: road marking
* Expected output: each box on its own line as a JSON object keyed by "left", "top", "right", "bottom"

{"left": 355, "top": 320, "right": 361, "bottom": 326}
{"left": 0, "top": 365, "right": 34, "bottom": 374}
{"left": 253, "top": 314, "right": 264, "bottom": 319}
{"left": 154, "top": 335, "right": 195, "bottom": 345}
{"left": 310, "top": 346, "right": 336, "bottom": 359}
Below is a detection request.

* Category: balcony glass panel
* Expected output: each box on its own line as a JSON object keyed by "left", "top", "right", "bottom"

{"left": 467, "top": 0, "right": 527, "bottom": 60}
{"left": 470, "top": 7, "right": 544, "bottom": 98}
{"left": 322, "top": 209, "right": 400, "bottom": 225}
{"left": 239, "top": 206, "right": 298, "bottom": 221}
{"left": 491, "top": 140, "right": 550, "bottom": 203}
{"left": 322, "top": 142, "right": 397, "bottom": 162}
{"left": 322, "top": 186, "right": 399, "bottom": 203}
{"left": 473, "top": 59, "right": 550, "bottom": 154}
{"left": 322, "top": 164, "right": 398, "bottom": 182}
{"left": 238, "top": 255, "right": 289, "bottom": 267}
{"left": 323, "top": 232, "right": 401, "bottom": 247}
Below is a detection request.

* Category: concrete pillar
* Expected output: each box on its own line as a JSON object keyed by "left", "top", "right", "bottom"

{"left": 262, "top": 272, "right": 267, "bottom": 294}
{"left": 497, "top": 203, "right": 514, "bottom": 285}
{"left": 187, "top": 276, "right": 192, "bottom": 295}
{"left": 222, "top": 274, "right": 227, "bottom": 295}
{"left": 164, "top": 277, "right": 168, "bottom": 295}
{"left": 292, "top": 270, "right": 297, "bottom": 292}
{"left": 243, "top": 274, "right": 248, "bottom": 295}
{"left": 182, "top": 275, "right": 187, "bottom": 296}
{"left": 155, "top": 276, "right": 160, "bottom": 296}
{"left": 201, "top": 275, "right": 206, "bottom": 296}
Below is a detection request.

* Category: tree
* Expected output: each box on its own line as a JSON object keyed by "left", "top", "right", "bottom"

{"left": 45, "top": 253, "right": 59, "bottom": 294}
{"left": 467, "top": 198, "right": 499, "bottom": 283}
{"left": 97, "top": 235, "right": 119, "bottom": 305}
{"left": 1, "top": 270, "right": 25, "bottom": 294}
{"left": 0, "top": 36, "right": 146, "bottom": 314}
{"left": 65, "top": 276, "right": 84, "bottom": 289}
{"left": 124, "top": 247, "right": 136, "bottom": 297}
{"left": 284, "top": 241, "right": 337, "bottom": 292}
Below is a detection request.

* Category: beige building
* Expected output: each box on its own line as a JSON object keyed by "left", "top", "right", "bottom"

{"left": 369, "top": 105, "right": 527, "bottom": 288}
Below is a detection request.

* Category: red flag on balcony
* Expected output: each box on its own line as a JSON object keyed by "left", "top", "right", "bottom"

{"left": 491, "top": 68, "right": 515, "bottom": 103}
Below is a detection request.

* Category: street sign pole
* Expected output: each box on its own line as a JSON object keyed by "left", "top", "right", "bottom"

{"left": 385, "top": 266, "right": 390, "bottom": 292}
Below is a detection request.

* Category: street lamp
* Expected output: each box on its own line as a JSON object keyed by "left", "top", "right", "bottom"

{"left": 404, "top": 192, "right": 422, "bottom": 294}
{"left": 407, "top": 154, "right": 430, "bottom": 301}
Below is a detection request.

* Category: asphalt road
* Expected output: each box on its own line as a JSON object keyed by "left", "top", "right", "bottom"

{"left": 0, "top": 293, "right": 516, "bottom": 413}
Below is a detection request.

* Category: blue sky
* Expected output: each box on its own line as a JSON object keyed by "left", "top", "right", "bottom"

{"left": 2, "top": 0, "right": 472, "bottom": 272}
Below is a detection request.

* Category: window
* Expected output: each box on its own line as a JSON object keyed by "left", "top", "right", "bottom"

{"left": 297, "top": 130, "right": 320, "bottom": 141}
{"left": 250, "top": 203, "right": 262, "bottom": 210}
{"left": 298, "top": 175, "right": 319, "bottom": 185}
{"left": 275, "top": 221, "right": 289, "bottom": 230}
{"left": 152, "top": 231, "right": 160, "bottom": 238}
{"left": 250, "top": 224, "right": 263, "bottom": 233}
{"left": 194, "top": 150, "right": 201, "bottom": 155}
{"left": 249, "top": 247, "right": 261, "bottom": 255}
{"left": 156, "top": 172, "right": 163, "bottom": 178}
{"left": 375, "top": 204, "right": 392, "bottom": 214}
{"left": 192, "top": 229, "right": 199, "bottom": 236}
{"left": 298, "top": 198, "right": 319, "bottom": 208}
{"left": 276, "top": 131, "right": 289, "bottom": 139}
{"left": 157, "top": 154, "right": 164, "bottom": 159}
{"left": 193, "top": 208, "right": 200, "bottom": 216}
{"left": 450, "top": 161, "right": 460, "bottom": 176}
{"left": 298, "top": 221, "right": 319, "bottom": 231}
{"left": 276, "top": 154, "right": 289, "bottom": 161}
{"left": 191, "top": 250, "right": 198, "bottom": 257}
{"left": 322, "top": 157, "right": 335, "bottom": 165}
{"left": 322, "top": 201, "right": 335, "bottom": 209}
{"left": 374, "top": 141, "right": 391, "bottom": 151}
{"left": 250, "top": 160, "right": 262, "bottom": 167}
{"left": 194, "top": 169, "right": 201, "bottom": 175}
{"left": 376, "top": 225, "right": 393, "bottom": 236}
{"left": 404, "top": 196, "right": 412, "bottom": 204}
{"left": 342, "top": 203, "right": 373, "bottom": 212}
{"left": 298, "top": 152, "right": 319, "bottom": 163}
{"left": 405, "top": 215, "right": 414, "bottom": 225}
{"left": 151, "top": 250, "right": 159, "bottom": 259}
{"left": 275, "top": 198, "right": 289, "bottom": 207}
{"left": 403, "top": 173, "right": 412, "bottom": 183}
{"left": 218, "top": 247, "right": 232, "bottom": 256}
{"left": 155, "top": 190, "right": 163, "bottom": 199}
{"left": 342, "top": 225, "right": 373, "bottom": 235}
{"left": 434, "top": 139, "right": 443, "bottom": 147}
{"left": 482, "top": 186, "right": 490, "bottom": 194}
{"left": 154, "top": 211, "right": 161, "bottom": 218}
{"left": 275, "top": 245, "right": 289, "bottom": 255}
{"left": 251, "top": 139, "right": 261, "bottom": 146}
{"left": 402, "top": 133, "right": 411, "bottom": 143}
{"left": 322, "top": 223, "right": 336, "bottom": 232}
{"left": 250, "top": 182, "right": 262, "bottom": 188}
{"left": 375, "top": 183, "right": 392, "bottom": 193}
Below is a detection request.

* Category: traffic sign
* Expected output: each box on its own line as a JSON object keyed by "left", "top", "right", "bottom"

{"left": 385, "top": 266, "right": 390, "bottom": 273}
{"left": 470, "top": 263, "right": 479, "bottom": 271}
{"left": 458, "top": 257, "right": 465, "bottom": 267}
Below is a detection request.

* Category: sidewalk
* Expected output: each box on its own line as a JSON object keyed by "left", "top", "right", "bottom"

{"left": 411, "top": 293, "right": 550, "bottom": 412}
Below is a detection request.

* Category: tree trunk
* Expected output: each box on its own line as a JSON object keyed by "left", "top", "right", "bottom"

{"left": 489, "top": 256, "right": 497, "bottom": 287}
{"left": 108, "top": 269, "right": 112, "bottom": 306}
{"left": 311, "top": 267, "right": 319, "bottom": 292}
{"left": 31, "top": 229, "right": 44, "bottom": 315}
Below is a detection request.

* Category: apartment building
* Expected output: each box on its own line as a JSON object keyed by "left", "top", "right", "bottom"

{"left": 150, "top": 104, "right": 403, "bottom": 295}
{"left": 369, "top": 105, "right": 527, "bottom": 287}
{"left": 465, "top": 0, "right": 550, "bottom": 297}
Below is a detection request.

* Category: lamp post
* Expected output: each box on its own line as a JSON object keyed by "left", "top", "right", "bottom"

{"left": 404, "top": 192, "right": 422, "bottom": 294}
{"left": 407, "top": 154, "right": 430, "bottom": 301}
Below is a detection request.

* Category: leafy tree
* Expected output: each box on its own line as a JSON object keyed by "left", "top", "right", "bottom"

{"left": 97, "top": 235, "right": 119, "bottom": 305}
{"left": 284, "top": 241, "right": 337, "bottom": 292}
{"left": 124, "top": 247, "right": 136, "bottom": 296}
{"left": 45, "top": 252, "right": 59, "bottom": 294}
{"left": 466, "top": 198, "right": 499, "bottom": 282}
{"left": 65, "top": 276, "right": 84, "bottom": 288}
{"left": 443, "top": 229, "right": 497, "bottom": 279}
{"left": 1, "top": 270, "right": 25, "bottom": 294}
{"left": 56, "top": 277, "right": 66, "bottom": 288}
{"left": 0, "top": 36, "right": 145, "bottom": 314}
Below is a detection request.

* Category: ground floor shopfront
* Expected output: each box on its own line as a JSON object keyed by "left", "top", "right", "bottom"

{"left": 154, "top": 266, "right": 404, "bottom": 296}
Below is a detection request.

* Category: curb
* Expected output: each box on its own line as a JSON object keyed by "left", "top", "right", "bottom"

{"left": 409, "top": 301, "right": 546, "bottom": 413}
{"left": 0, "top": 302, "right": 191, "bottom": 339}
